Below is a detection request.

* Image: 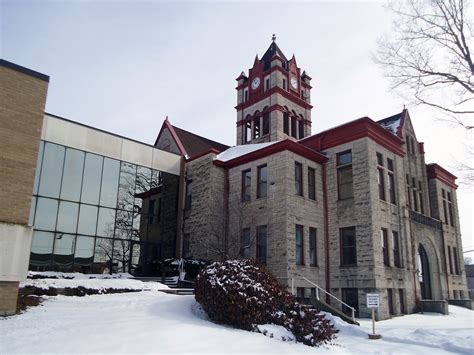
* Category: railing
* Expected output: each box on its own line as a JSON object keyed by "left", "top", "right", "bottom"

{"left": 281, "top": 276, "right": 356, "bottom": 322}
{"left": 409, "top": 210, "right": 442, "bottom": 230}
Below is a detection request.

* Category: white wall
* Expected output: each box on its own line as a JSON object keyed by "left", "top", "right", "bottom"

{"left": 0, "top": 223, "right": 33, "bottom": 281}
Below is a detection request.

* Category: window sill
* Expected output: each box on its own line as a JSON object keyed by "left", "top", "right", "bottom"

{"left": 340, "top": 264, "right": 357, "bottom": 268}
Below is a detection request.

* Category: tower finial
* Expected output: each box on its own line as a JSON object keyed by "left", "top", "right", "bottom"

{"left": 272, "top": 33, "right": 276, "bottom": 42}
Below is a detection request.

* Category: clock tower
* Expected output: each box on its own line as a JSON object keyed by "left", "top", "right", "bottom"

{"left": 235, "top": 36, "right": 313, "bottom": 145}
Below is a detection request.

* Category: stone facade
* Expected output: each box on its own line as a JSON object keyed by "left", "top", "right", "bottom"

{"left": 171, "top": 42, "right": 469, "bottom": 320}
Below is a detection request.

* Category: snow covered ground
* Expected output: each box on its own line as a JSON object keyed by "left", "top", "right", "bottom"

{"left": 1, "top": 285, "right": 472, "bottom": 354}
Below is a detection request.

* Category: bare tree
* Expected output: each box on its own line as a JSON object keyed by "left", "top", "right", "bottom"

{"left": 375, "top": 0, "right": 474, "bottom": 129}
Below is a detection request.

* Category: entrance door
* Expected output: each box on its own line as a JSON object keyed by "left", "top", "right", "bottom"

{"left": 418, "top": 245, "right": 432, "bottom": 299}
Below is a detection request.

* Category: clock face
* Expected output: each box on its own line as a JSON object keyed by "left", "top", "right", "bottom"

{"left": 290, "top": 76, "right": 298, "bottom": 89}
{"left": 251, "top": 77, "right": 261, "bottom": 90}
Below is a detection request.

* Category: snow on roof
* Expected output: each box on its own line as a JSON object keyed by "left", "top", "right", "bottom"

{"left": 214, "top": 141, "right": 278, "bottom": 162}
{"left": 377, "top": 112, "right": 403, "bottom": 136}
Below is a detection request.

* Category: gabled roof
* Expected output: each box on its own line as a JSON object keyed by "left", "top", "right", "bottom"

{"left": 172, "top": 125, "right": 230, "bottom": 158}
{"left": 261, "top": 41, "right": 288, "bottom": 69}
{"left": 154, "top": 119, "right": 229, "bottom": 158}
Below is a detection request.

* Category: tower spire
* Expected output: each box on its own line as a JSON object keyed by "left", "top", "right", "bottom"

{"left": 272, "top": 33, "right": 276, "bottom": 42}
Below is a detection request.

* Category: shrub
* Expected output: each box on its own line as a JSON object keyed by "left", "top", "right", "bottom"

{"left": 194, "top": 259, "right": 337, "bottom": 347}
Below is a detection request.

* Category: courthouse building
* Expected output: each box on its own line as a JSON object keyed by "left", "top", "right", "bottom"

{"left": 0, "top": 39, "right": 469, "bottom": 319}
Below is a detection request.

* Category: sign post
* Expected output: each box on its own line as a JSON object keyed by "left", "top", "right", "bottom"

{"left": 366, "top": 293, "right": 382, "bottom": 339}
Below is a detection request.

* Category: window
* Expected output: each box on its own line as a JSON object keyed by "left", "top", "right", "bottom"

{"left": 253, "top": 116, "right": 260, "bottom": 139}
{"left": 309, "top": 227, "right": 317, "bottom": 266}
{"left": 148, "top": 200, "right": 156, "bottom": 224}
{"left": 256, "top": 225, "right": 267, "bottom": 264}
{"left": 283, "top": 78, "right": 287, "bottom": 90}
{"left": 301, "top": 90, "right": 305, "bottom": 100}
{"left": 341, "top": 288, "right": 359, "bottom": 318}
{"left": 185, "top": 180, "right": 192, "bottom": 210}
{"left": 298, "top": 120, "right": 304, "bottom": 139}
{"left": 448, "top": 245, "right": 454, "bottom": 274}
{"left": 257, "top": 165, "right": 267, "bottom": 198}
{"left": 340, "top": 227, "right": 356, "bottom": 266}
{"left": 262, "top": 112, "right": 270, "bottom": 135}
{"left": 388, "top": 289, "right": 395, "bottom": 315}
{"left": 265, "top": 78, "right": 270, "bottom": 91}
{"left": 415, "top": 182, "right": 423, "bottom": 214}
{"left": 308, "top": 167, "right": 316, "bottom": 200}
{"left": 447, "top": 191, "right": 454, "bottom": 226}
{"left": 244, "top": 89, "right": 248, "bottom": 102}
{"left": 296, "top": 224, "right": 304, "bottom": 265}
{"left": 387, "top": 158, "right": 396, "bottom": 204}
{"left": 291, "top": 117, "right": 297, "bottom": 138}
{"left": 245, "top": 121, "right": 252, "bottom": 143}
{"left": 453, "top": 247, "right": 460, "bottom": 274}
{"left": 283, "top": 112, "right": 289, "bottom": 135}
{"left": 412, "top": 188, "right": 418, "bottom": 212}
{"left": 378, "top": 168, "right": 386, "bottom": 201}
{"left": 241, "top": 169, "right": 251, "bottom": 202}
{"left": 337, "top": 151, "right": 353, "bottom": 200}
{"left": 376, "top": 153, "right": 385, "bottom": 201}
{"left": 381, "top": 228, "right": 390, "bottom": 266}
{"left": 399, "top": 289, "right": 406, "bottom": 314}
{"left": 296, "top": 287, "right": 305, "bottom": 298}
{"left": 295, "top": 162, "right": 303, "bottom": 196}
{"left": 393, "top": 231, "right": 401, "bottom": 267}
{"left": 241, "top": 228, "right": 251, "bottom": 258}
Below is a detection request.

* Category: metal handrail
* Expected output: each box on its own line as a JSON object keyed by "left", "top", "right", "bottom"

{"left": 300, "top": 277, "right": 356, "bottom": 322}
{"left": 279, "top": 276, "right": 356, "bottom": 322}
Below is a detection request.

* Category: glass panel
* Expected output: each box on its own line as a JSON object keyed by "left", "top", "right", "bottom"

{"left": 60, "top": 148, "right": 85, "bottom": 201}
{"left": 30, "top": 231, "right": 54, "bottom": 269}
{"left": 34, "top": 197, "right": 58, "bottom": 231}
{"left": 81, "top": 153, "right": 103, "bottom": 205}
{"left": 113, "top": 239, "right": 132, "bottom": 273}
{"left": 151, "top": 169, "right": 162, "bottom": 188}
{"left": 136, "top": 166, "right": 151, "bottom": 194}
{"left": 38, "top": 142, "right": 65, "bottom": 198}
{"left": 77, "top": 204, "right": 98, "bottom": 236}
{"left": 74, "top": 235, "right": 95, "bottom": 271}
{"left": 117, "top": 162, "right": 136, "bottom": 211}
{"left": 32, "top": 141, "right": 44, "bottom": 195}
{"left": 52, "top": 233, "right": 75, "bottom": 270}
{"left": 100, "top": 158, "right": 120, "bottom": 208}
{"left": 28, "top": 196, "right": 36, "bottom": 226}
{"left": 96, "top": 207, "right": 116, "bottom": 238}
{"left": 115, "top": 209, "right": 133, "bottom": 239}
{"left": 56, "top": 201, "right": 79, "bottom": 234}
{"left": 93, "top": 237, "right": 112, "bottom": 274}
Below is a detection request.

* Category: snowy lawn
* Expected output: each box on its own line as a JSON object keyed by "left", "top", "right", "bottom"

{"left": 1, "top": 289, "right": 472, "bottom": 354}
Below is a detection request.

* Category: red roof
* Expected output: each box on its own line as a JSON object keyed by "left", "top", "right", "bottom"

{"left": 426, "top": 164, "right": 458, "bottom": 189}
{"left": 300, "top": 116, "right": 405, "bottom": 156}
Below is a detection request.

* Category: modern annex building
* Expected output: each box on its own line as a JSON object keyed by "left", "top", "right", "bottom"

{"left": 0, "top": 39, "right": 469, "bottom": 319}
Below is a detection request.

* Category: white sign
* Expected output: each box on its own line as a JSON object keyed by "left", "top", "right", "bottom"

{"left": 367, "top": 293, "right": 380, "bottom": 308}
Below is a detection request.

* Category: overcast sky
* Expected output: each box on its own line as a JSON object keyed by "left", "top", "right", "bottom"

{"left": 2, "top": 0, "right": 473, "bottom": 258}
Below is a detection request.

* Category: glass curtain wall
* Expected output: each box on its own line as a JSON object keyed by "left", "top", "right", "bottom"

{"left": 29, "top": 141, "right": 179, "bottom": 275}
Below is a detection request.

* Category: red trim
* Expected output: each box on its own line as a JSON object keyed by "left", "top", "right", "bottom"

{"left": 236, "top": 104, "right": 311, "bottom": 127}
{"left": 300, "top": 117, "right": 405, "bottom": 157}
{"left": 426, "top": 164, "right": 458, "bottom": 189}
{"left": 154, "top": 119, "right": 188, "bottom": 157}
{"left": 418, "top": 142, "right": 425, "bottom": 154}
{"left": 214, "top": 139, "right": 327, "bottom": 169}
{"left": 322, "top": 163, "right": 330, "bottom": 302}
{"left": 186, "top": 148, "right": 220, "bottom": 163}
{"left": 236, "top": 86, "right": 313, "bottom": 111}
